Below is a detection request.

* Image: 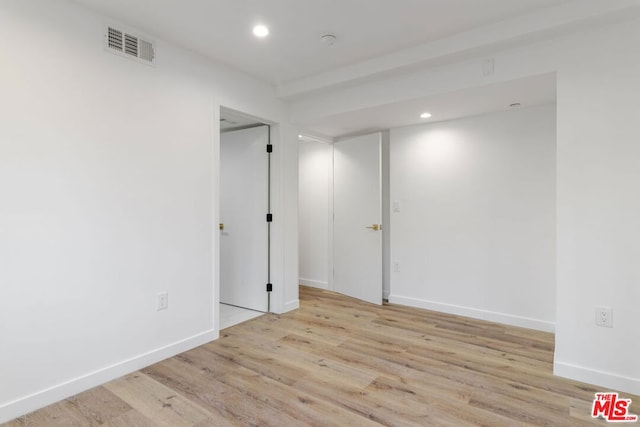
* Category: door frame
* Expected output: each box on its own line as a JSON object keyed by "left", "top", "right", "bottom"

{"left": 215, "top": 105, "right": 280, "bottom": 332}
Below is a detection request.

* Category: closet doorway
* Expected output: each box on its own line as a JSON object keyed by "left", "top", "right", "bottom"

{"left": 219, "top": 107, "right": 271, "bottom": 327}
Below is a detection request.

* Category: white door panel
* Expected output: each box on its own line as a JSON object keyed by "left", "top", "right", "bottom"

{"left": 333, "top": 133, "right": 382, "bottom": 305}
{"left": 220, "top": 126, "right": 268, "bottom": 312}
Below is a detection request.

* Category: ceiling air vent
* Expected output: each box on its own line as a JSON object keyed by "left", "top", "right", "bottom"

{"left": 124, "top": 33, "right": 138, "bottom": 56}
{"left": 105, "top": 26, "right": 155, "bottom": 65}
{"left": 107, "top": 27, "right": 123, "bottom": 51}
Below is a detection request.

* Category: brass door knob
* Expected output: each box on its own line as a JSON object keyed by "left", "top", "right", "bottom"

{"left": 365, "top": 224, "right": 381, "bottom": 231}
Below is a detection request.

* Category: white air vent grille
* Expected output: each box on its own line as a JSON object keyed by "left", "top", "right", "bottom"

{"left": 138, "top": 39, "right": 154, "bottom": 62}
{"left": 105, "top": 26, "right": 155, "bottom": 65}
{"left": 124, "top": 33, "right": 138, "bottom": 56}
{"left": 108, "top": 27, "right": 123, "bottom": 51}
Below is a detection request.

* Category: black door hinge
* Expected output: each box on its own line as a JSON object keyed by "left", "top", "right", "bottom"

{"left": 266, "top": 144, "right": 273, "bottom": 153}
{"left": 266, "top": 213, "right": 273, "bottom": 222}
{"left": 266, "top": 283, "right": 273, "bottom": 292}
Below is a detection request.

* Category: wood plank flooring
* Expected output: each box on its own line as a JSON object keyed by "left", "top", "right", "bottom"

{"left": 5, "top": 286, "right": 639, "bottom": 426}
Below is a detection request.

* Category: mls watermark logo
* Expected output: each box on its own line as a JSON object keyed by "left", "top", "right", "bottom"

{"left": 592, "top": 392, "right": 638, "bottom": 422}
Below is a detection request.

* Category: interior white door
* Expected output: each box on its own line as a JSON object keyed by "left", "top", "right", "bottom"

{"left": 220, "top": 125, "right": 269, "bottom": 312}
{"left": 333, "top": 133, "right": 382, "bottom": 305}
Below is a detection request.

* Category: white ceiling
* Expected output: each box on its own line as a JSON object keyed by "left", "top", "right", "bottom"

{"left": 72, "top": 0, "right": 569, "bottom": 86}
{"left": 69, "top": 0, "right": 637, "bottom": 138}
{"left": 306, "top": 73, "right": 557, "bottom": 139}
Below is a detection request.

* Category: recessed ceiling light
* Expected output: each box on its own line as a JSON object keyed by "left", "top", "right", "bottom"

{"left": 253, "top": 24, "right": 269, "bottom": 38}
{"left": 420, "top": 112, "right": 432, "bottom": 119}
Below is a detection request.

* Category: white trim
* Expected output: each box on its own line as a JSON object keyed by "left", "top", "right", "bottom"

{"left": 388, "top": 294, "right": 555, "bottom": 333}
{"left": 283, "top": 299, "right": 300, "bottom": 313}
{"left": 0, "top": 330, "right": 217, "bottom": 424}
{"left": 267, "top": 122, "right": 286, "bottom": 315}
{"left": 381, "top": 131, "right": 390, "bottom": 302}
{"left": 327, "top": 142, "right": 335, "bottom": 292}
{"left": 554, "top": 361, "right": 640, "bottom": 396}
{"left": 299, "top": 278, "right": 329, "bottom": 289}
{"left": 213, "top": 101, "right": 221, "bottom": 335}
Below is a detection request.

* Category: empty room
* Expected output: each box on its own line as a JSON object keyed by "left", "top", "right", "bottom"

{"left": 1, "top": 0, "right": 639, "bottom": 425}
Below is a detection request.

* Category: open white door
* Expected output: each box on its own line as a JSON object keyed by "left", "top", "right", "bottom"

{"left": 220, "top": 125, "right": 269, "bottom": 312}
{"left": 333, "top": 133, "right": 382, "bottom": 305}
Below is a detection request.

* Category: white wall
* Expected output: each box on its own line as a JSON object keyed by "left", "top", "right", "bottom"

{"left": 390, "top": 105, "right": 556, "bottom": 331}
{"left": 292, "top": 15, "right": 640, "bottom": 395}
{"left": 298, "top": 141, "right": 331, "bottom": 288}
{"left": 554, "top": 19, "right": 640, "bottom": 395}
{"left": 274, "top": 124, "right": 302, "bottom": 313}
{"left": 0, "top": 0, "right": 296, "bottom": 422}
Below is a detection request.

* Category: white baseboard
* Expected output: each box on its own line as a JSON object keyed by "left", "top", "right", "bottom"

{"left": 554, "top": 361, "right": 640, "bottom": 396}
{"left": 282, "top": 299, "right": 300, "bottom": 313}
{"left": 388, "top": 294, "right": 555, "bottom": 333}
{"left": 0, "top": 330, "right": 217, "bottom": 424}
{"left": 299, "top": 278, "right": 329, "bottom": 289}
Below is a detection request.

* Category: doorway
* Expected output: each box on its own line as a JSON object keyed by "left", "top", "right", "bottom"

{"left": 219, "top": 107, "right": 271, "bottom": 328}
{"left": 298, "top": 132, "right": 384, "bottom": 306}
{"left": 333, "top": 133, "right": 383, "bottom": 305}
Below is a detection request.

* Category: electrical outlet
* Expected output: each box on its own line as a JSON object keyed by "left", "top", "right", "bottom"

{"left": 157, "top": 292, "right": 168, "bottom": 311}
{"left": 595, "top": 307, "right": 613, "bottom": 328}
{"left": 393, "top": 261, "right": 400, "bottom": 273}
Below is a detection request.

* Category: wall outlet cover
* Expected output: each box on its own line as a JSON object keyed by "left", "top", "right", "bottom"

{"left": 157, "top": 292, "right": 169, "bottom": 311}
{"left": 595, "top": 306, "right": 613, "bottom": 328}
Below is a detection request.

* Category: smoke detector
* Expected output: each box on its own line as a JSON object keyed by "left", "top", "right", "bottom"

{"left": 321, "top": 34, "right": 337, "bottom": 46}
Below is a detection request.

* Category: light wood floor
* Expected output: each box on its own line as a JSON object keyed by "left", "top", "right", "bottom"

{"left": 5, "top": 286, "right": 639, "bottom": 426}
